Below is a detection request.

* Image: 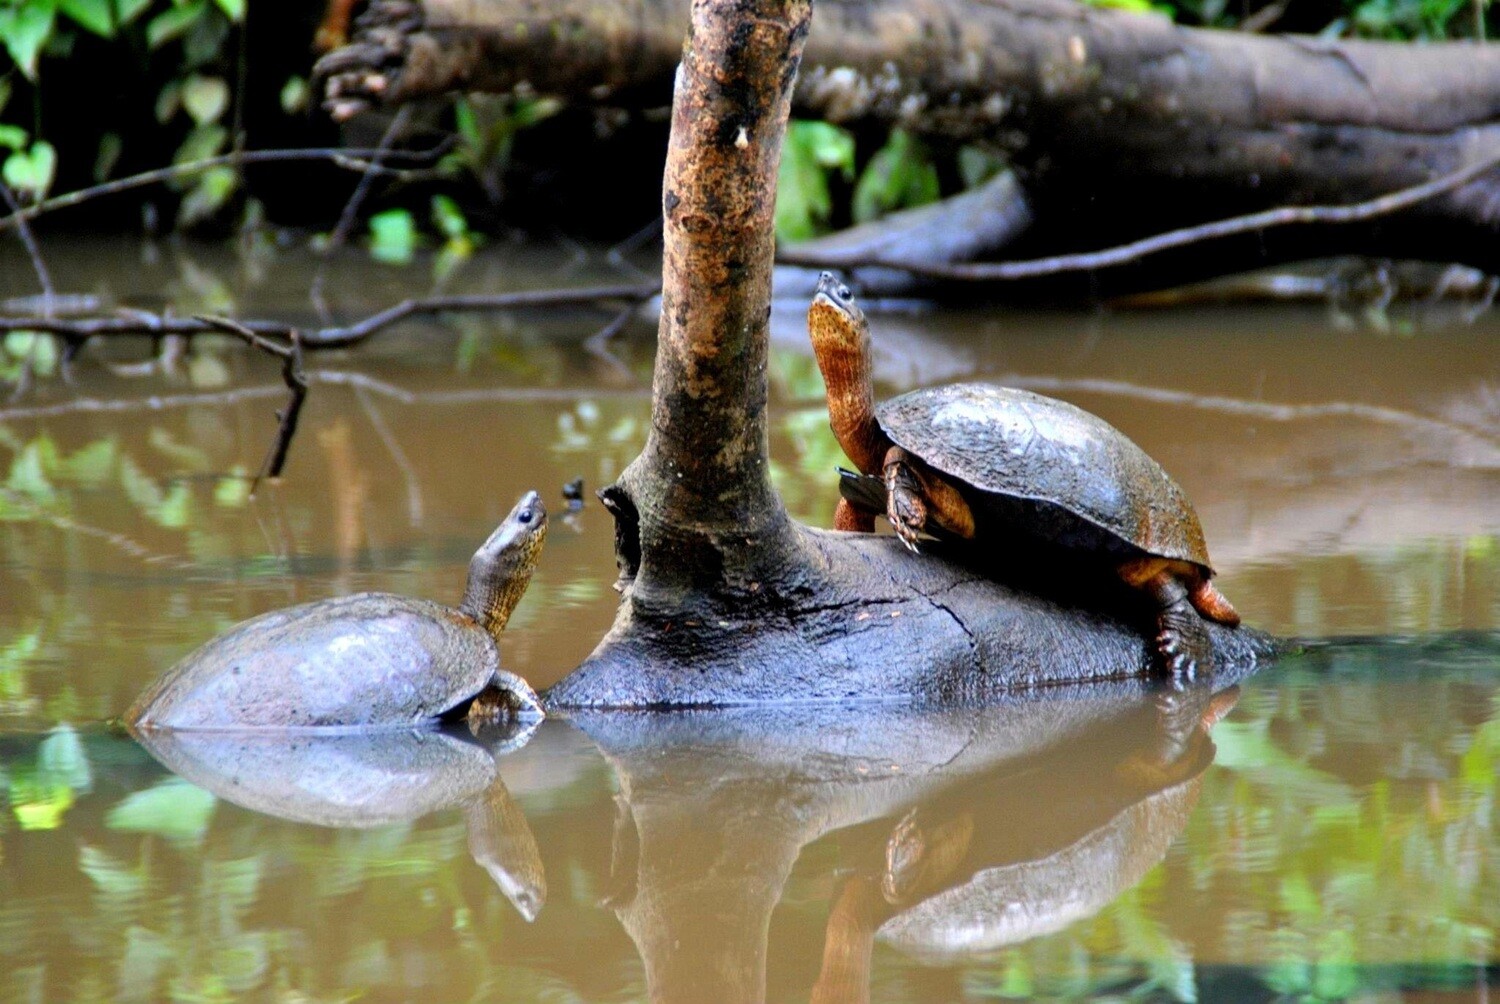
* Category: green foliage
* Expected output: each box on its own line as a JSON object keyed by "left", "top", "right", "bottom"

{"left": 443, "top": 93, "right": 562, "bottom": 203}
{"left": 776, "top": 119, "right": 856, "bottom": 241}
{"left": 107, "top": 777, "right": 216, "bottom": 843}
{"left": 0, "top": 0, "right": 244, "bottom": 222}
{"left": 1345, "top": 0, "right": 1472, "bottom": 37}
{"left": 6, "top": 723, "right": 91, "bottom": 830}
{"left": 776, "top": 123, "right": 946, "bottom": 242}
{"left": 1079, "top": 0, "right": 1175, "bottom": 16}
{"left": 368, "top": 207, "right": 418, "bottom": 265}
{"left": 851, "top": 128, "right": 940, "bottom": 225}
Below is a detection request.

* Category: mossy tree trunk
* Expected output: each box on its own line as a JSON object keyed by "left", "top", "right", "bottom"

{"left": 536, "top": 0, "right": 1271, "bottom": 708}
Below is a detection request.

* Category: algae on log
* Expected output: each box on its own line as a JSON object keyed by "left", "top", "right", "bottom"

{"left": 322, "top": 0, "right": 1500, "bottom": 271}
{"left": 543, "top": 0, "right": 1272, "bottom": 709}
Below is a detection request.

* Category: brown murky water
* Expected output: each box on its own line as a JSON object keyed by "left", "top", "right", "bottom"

{"left": 1, "top": 239, "right": 1497, "bottom": 1001}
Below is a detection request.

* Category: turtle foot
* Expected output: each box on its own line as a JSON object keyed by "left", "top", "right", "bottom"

{"left": 884, "top": 462, "right": 927, "bottom": 553}
{"left": 1154, "top": 599, "right": 1211, "bottom": 685}
{"left": 466, "top": 671, "right": 545, "bottom": 732}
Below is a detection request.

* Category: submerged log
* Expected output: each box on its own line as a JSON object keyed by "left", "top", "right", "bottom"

{"left": 321, "top": 0, "right": 1500, "bottom": 270}
{"left": 540, "top": 0, "right": 1272, "bottom": 709}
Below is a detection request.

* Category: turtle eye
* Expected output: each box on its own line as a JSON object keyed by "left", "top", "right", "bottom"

{"left": 837, "top": 283, "right": 851, "bottom": 300}
{"left": 517, "top": 509, "right": 533, "bottom": 524}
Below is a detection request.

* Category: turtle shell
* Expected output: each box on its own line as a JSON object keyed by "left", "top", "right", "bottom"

{"left": 128, "top": 593, "right": 499, "bottom": 730}
{"left": 875, "top": 384, "right": 1212, "bottom": 569}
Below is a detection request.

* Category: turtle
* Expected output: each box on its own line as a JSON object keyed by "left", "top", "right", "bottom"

{"left": 806, "top": 272, "right": 1239, "bottom": 679}
{"left": 127, "top": 491, "right": 549, "bottom": 731}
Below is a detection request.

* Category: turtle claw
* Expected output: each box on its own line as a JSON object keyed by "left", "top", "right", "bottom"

{"left": 1154, "top": 599, "right": 1209, "bottom": 684}
{"left": 884, "top": 462, "right": 928, "bottom": 553}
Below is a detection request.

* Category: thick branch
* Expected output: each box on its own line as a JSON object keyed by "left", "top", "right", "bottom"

{"left": 321, "top": 0, "right": 1500, "bottom": 265}
{"left": 612, "top": 0, "right": 811, "bottom": 598}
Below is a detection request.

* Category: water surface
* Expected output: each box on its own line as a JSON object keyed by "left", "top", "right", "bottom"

{"left": 1, "top": 240, "right": 1497, "bottom": 1001}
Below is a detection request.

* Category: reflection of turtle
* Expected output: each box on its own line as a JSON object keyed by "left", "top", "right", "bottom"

{"left": 808, "top": 273, "right": 1239, "bottom": 678}
{"left": 882, "top": 807, "right": 975, "bottom": 905}
{"left": 133, "top": 725, "right": 548, "bottom": 922}
{"left": 129, "top": 492, "right": 548, "bottom": 730}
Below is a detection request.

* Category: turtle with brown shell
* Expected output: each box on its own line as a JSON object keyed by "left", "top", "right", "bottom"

{"left": 807, "top": 273, "right": 1239, "bottom": 680}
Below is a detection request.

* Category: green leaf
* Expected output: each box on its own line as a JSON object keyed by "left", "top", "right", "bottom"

{"left": 58, "top": 0, "right": 113, "bottom": 36}
{"left": 852, "top": 129, "right": 939, "bottom": 225}
{"left": 153, "top": 481, "right": 190, "bottom": 528}
{"left": 0, "top": 123, "right": 26, "bottom": 151}
{"left": 177, "top": 164, "right": 237, "bottom": 227}
{"left": 155, "top": 79, "right": 181, "bottom": 123}
{"left": 6, "top": 436, "right": 56, "bottom": 505}
{"left": 2, "top": 140, "right": 57, "bottom": 198}
{"left": 106, "top": 777, "right": 215, "bottom": 842}
{"left": 279, "top": 75, "right": 308, "bottom": 115}
{"left": 115, "top": 0, "right": 152, "bottom": 26}
{"left": 368, "top": 208, "right": 417, "bottom": 264}
{"left": 94, "top": 130, "right": 122, "bottom": 182}
{"left": 145, "top": 0, "right": 204, "bottom": 49}
{"left": 212, "top": 0, "right": 243, "bottom": 22}
{"left": 38, "top": 723, "right": 91, "bottom": 792}
{"left": 172, "top": 122, "right": 227, "bottom": 169}
{"left": 0, "top": 0, "right": 58, "bottom": 80}
{"left": 213, "top": 468, "right": 250, "bottom": 507}
{"left": 118, "top": 455, "right": 164, "bottom": 512}
{"left": 2, "top": 330, "right": 58, "bottom": 375}
{"left": 181, "top": 73, "right": 228, "bottom": 125}
{"left": 60, "top": 438, "right": 117, "bottom": 486}
{"left": 78, "top": 845, "right": 145, "bottom": 900}
{"left": 430, "top": 194, "right": 469, "bottom": 240}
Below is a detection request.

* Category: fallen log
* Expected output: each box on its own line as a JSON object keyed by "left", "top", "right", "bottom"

{"left": 320, "top": 0, "right": 1500, "bottom": 271}
{"left": 543, "top": 0, "right": 1273, "bottom": 710}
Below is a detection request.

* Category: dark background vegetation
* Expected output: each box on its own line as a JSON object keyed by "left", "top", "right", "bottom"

{"left": 2, "top": 0, "right": 1493, "bottom": 246}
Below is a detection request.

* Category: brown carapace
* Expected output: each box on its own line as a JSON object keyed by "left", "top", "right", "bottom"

{"left": 807, "top": 272, "right": 1239, "bottom": 680}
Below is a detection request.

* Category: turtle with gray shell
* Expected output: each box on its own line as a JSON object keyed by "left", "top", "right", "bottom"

{"left": 129, "top": 491, "right": 548, "bottom": 730}
{"left": 807, "top": 273, "right": 1239, "bottom": 680}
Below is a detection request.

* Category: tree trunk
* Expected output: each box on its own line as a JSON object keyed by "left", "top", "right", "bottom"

{"left": 321, "top": 0, "right": 1500, "bottom": 271}
{"left": 528, "top": 0, "right": 1271, "bottom": 709}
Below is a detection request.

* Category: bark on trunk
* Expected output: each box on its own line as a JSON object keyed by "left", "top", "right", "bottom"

{"left": 321, "top": 0, "right": 1500, "bottom": 268}
{"left": 533, "top": 0, "right": 1272, "bottom": 709}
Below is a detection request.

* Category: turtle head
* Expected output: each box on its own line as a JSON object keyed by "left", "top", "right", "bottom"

{"left": 808, "top": 271, "right": 869, "bottom": 357}
{"left": 463, "top": 490, "right": 548, "bottom": 639}
{"left": 809, "top": 272, "right": 883, "bottom": 471}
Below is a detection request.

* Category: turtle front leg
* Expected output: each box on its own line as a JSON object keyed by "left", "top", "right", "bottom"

{"left": 883, "top": 448, "right": 927, "bottom": 552}
{"left": 1120, "top": 560, "right": 1212, "bottom": 683}
{"left": 467, "top": 669, "right": 545, "bottom": 732}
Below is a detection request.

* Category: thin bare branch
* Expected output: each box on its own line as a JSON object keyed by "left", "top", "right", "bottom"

{"left": 197, "top": 316, "right": 307, "bottom": 494}
{"left": 0, "top": 282, "right": 661, "bottom": 347}
{"left": 777, "top": 152, "right": 1500, "bottom": 281}
{"left": 0, "top": 145, "right": 450, "bottom": 234}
